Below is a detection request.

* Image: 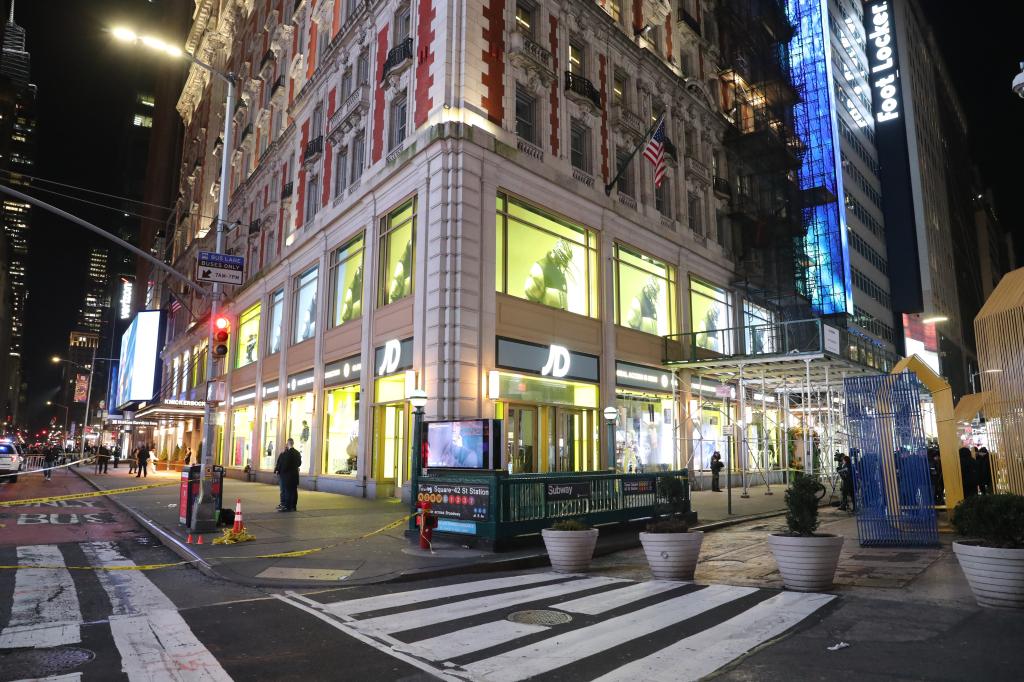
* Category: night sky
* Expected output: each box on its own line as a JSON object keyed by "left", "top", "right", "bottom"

{"left": 9, "top": 1, "right": 1024, "bottom": 431}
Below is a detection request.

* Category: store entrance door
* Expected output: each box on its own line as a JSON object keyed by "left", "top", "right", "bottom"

{"left": 373, "top": 403, "right": 406, "bottom": 492}
{"left": 505, "top": 405, "right": 538, "bottom": 473}
{"left": 553, "top": 408, "right": 594, "bottom": 472}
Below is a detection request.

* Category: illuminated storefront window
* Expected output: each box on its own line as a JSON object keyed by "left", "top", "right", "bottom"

{"left": 743, "top": 301, "right": 777, "bottom": 354}
{"left": 330, "top": 234, "right": 364, "bottom": 327}
{"left": 689, "top": 278, "right": 733, "bottom": 353}
{"left": 268, "top": 289, "right": 284, "bottom": 355}
{"left": 235, "top": 303, "right": 260, "bottom": 368}
{"left": 260, "top": 382, "right": 279, "bottom": 470}
{"left": 323, "top": 385, "right": 359, "bottom": 475}
{"left": 612, "top": 362, "right": 677, "bottom": 472}
{"left": 286, "top": 370, "right": 315, "bottom": 457}
{"left": 613, "top": 243, "right": 676, "bottom": 336}
{"left": 495, "top": 192, "right": 598, "bottom": 318}
{"left": 293, "top": 267, "right": 319, "bottom": 344}
{"left": 372, "top": 374, "right": 408, "bottom": 485}
{"left": 378, "top": 198, "right": 416, "bottom": 306}
{"left": 230, "top": 404, "right": 255, "bottom": 468}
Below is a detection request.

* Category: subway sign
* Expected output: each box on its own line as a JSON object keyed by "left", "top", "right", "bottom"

{"left": 866, "top": 0, "right": 901, "bottom": 124}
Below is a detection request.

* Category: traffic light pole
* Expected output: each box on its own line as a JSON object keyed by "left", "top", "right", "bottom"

{"left": 191, "top": 71, "right": 236, "bottom": 534}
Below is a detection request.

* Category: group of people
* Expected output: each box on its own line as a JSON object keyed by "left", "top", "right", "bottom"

{"left": 958, "top": 445, "right": 994, "bottom": 497}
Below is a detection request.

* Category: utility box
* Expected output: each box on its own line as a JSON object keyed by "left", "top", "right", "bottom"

{"left": 179, "top": 464, "right": 225, "bottom": 526}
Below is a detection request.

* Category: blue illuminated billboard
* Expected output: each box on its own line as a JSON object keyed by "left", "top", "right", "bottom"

{"left": 116, "top": 310, "right": 164, "bottom": 409}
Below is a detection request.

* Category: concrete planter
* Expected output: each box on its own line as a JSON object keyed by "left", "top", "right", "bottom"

{"left": 541, "top": 528, "right": 599, "bottom": 573}
{"left": 640, "top": 531, "right": 704, "bottom": 580}
{"left": 953, "top": 542, "right": 1024, "bottom": 609}
{"left": 767, "top": 533, "right": 844, "bottom": 592}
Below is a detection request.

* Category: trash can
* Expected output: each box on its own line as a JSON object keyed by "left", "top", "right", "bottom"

{"left": 178, "top": 464, "right": 225, "bottom": 526}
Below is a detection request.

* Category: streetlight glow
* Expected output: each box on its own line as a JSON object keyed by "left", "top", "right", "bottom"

{"left": 51, "top": 356, "right": 62, "bottom": 363}
{"left": 112, "top": 27, "right": 184, "bottom": 58}
{"left": 111, "top": 26, "right": 137, "bottom": 42}
{"left": 921, "top": 315, "right": 948, "bottom": 325}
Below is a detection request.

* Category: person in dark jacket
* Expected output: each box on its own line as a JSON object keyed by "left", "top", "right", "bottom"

{"left": 976, "top": 447, "right": 993, "bottom": 494}
{"left": 128, "top": 446, "right": 138, "bottom": 474}
{"left": 274, "top": 438, "right": 302, "bottom": 512}
{"left": 43, "top": 447, "right": 57, "bottom": 481}
{"left": 958, "top": 446, "right": 976, "bottom": 497}
{"left": 838, "top": 455, "right": 855, "bottom": 512}
{"left": 710, "top": 451, "right": 724, "bottom": 492}
{"left": 96, "top": 446, "right": 110, "bottom": 474}
{"left": 135, "top": 445, "right": 150, "bottom": 478}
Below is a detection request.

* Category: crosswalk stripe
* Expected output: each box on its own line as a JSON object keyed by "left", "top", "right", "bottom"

{"left": 552, "top": 579, "right": 687, "bottom": 615}
{"left": 0, "top": 545, "right": 81, "bottom": 649}
{"left": 324, "top": 572, "right": 569, "bottom": 617}
{"left": 11, "top": 674, "right": 82, "bottom": 682}
{"left": 81, "top": 542, "right": 231, "bottom": 681}
{"left": 592, "top": 591, "right": 836, "bottom": 682}
{"left": 354, "top": 576, "right": 628, "bottom": 636}
{"left": 461, "top": 584, "right": 757, "bottom": 681}
{"left": 394, "top": 620, "right": 549, "bottom": 662}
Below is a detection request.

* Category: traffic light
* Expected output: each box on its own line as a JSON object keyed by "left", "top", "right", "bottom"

{"left": 212, "top": 315, "right": 230, "bottom": 359}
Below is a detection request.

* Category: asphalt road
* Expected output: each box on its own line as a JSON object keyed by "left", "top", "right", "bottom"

{"left": 2, "top": 465, "right": 1023, "bottom": 681}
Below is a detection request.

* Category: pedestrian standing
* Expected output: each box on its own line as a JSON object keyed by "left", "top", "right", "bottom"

{"left": 128, "top": 446, "right": 138, "bottom": 474}
{"left": 97, "top": 445, "right": 110, "bottom": 474}
{"left": 43, "top": 447, "right": 57, "bottom": 481}
{"left": 838, "top": 455, "right": 855, "bottom": 512}
{"left": 274, "top": 438, "right": 302, "bottom": 512}
{"left": 958, "top": 445, "right": 976, "bottom": 498}
{"left": 112, "top": 446, "right": 120, "bottom": 468}
{"left": 136, "top": 445, "right": 150, "bottom": 478}
{"left": 710, "top": 451, "right": 724, "bottom": 492}
{"left": 976, "top": 447, "right": 993, "bottom": 494}
{"left": 184, "top": 447, "right": 192, "bottom": 466}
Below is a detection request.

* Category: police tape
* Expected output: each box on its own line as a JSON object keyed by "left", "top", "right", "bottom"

{"left": 0, "top": 561, "right": 193, "bottom": 571}
{"left": 230, "top": 514, "right": 413, "bottom": 560}
{"left": 13, "top": 457, "right": 89, "bottom": 475}
{"left": 0, "top": 481, "right": 179, "bottom": 507}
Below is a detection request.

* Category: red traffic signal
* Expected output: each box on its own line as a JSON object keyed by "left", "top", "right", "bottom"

{"left": 212, "top": 315, "right": 231, "bottom": 358}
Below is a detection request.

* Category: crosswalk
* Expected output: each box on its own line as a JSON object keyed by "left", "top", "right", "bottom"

{"left": 280, "top": 572, "right": 837, "bottom": 681}
{"left": 0, "top": 542, "right": 231, "bottom": 681}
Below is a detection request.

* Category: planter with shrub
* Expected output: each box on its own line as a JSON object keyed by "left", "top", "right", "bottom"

{"left": 639, "top": 476, "right": 703, "bottom": 580}
{"left": 767, "top": 473, "right": 843, "bottom": 592}
{"left": 541, "top": 518, "right": 599, "bottom": 573}
{"left": 951, "top": 493, "right": 1024, "bottom": 609}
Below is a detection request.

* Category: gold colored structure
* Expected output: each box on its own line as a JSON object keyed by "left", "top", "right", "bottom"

{"left": 974, "top": 267, "right": 1024, "bottom": 494}
{"left": 890, "top": 355, "right": 963, "bottom": 510}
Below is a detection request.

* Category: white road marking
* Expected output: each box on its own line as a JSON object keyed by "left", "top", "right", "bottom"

{"left": 593, "top": 591, "right": 836, "bottom": 682}
{"left": 461, "top": 584, "right": 757, "bottom": 681}
{"left": 82, "top": 542, "right": 231, "bottom": 681}
{"left": 10, "top": 673, "right": 83, "bottom": 682}
{"left": 0, "top": 545, "right": 81, "bottom": 649}
{"left": 323, "top": 572, "right": 570, "bottom": 616}
{"left": 552, "top": 579, "right": 686, "bottom": 615}
{"left": 274, "top": 594, "right": 462, "bottom": 681}
{"left": 394, "top": 619, "right": 549, "bottom": 662}
{"left": 355, "top": 576, "right": 628, "bottom": 635}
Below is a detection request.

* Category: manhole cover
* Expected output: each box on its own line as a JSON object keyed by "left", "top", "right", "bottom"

{"left": 1, "top": 646, "right": 94, "bottom": 679}
{"left": 506, "top": 610, "right": 573, "bottom": 626}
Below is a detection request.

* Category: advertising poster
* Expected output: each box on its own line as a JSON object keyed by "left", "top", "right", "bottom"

{"left": 426, "top": 420, "right": 486, "bottom": 468}
{"left": 73, "top": 374, "right": 89, "bottom": 403}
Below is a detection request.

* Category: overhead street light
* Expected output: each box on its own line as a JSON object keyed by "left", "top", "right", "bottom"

{"left": 112, "top": 25, "right": 237, "bottom": 533}
{"left": 920, "top": 315, "right": 948, "bottom": 325}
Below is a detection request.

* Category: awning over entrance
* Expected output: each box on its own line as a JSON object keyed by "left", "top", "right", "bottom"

{"left": 134, "top": 399, "right": 207, "bottom": 423}
{"left": 954, "top": 391, "right": 992, "bottom": 423}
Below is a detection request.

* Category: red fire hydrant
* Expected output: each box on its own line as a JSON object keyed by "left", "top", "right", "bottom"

{"left": 417, "top": 501, "right": 436, "bottom": 549}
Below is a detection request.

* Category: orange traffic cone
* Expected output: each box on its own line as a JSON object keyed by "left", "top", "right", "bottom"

{"left": 186, "top": 534, "right": 193, "bottom": 544}
{"left": 232, "top": 498, "right": 244, "bottom": 534}
{"left": 197, "top": 535, "right": 204, "bottom": 545}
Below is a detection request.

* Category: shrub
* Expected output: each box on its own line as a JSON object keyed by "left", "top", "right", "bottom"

{"left": 951, "top": 494, "right": 1024, "bottom": 549}
{"left": 550, "top": 518, "right": 591, "bottom": 531}
{"left": 646, "top": 475, "right": 689, "bottom": 533}
{"left": 784, "top": 473, "right": 824, "bottom": 536}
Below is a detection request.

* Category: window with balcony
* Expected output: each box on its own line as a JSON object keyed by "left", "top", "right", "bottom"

{"left": 293, "top": 266, "right": 319, "bottom": 344}
{"left": 613, "top": 244, "right": 675, "bottom": 336}
{"left": 612, "top": 71, "right": 626, "bottom": 107}
{"left": 306, "top": 174, "right": 320, "bottom": 221}
{"left": 569, "top": 42, "right": 585, "bottom": 75}
{"left": 389, "top": 92, "right": 408, "bottom": 151}
{"left": 570, "top": 119, "right": 591, "bottom": 173}
{"left": 334, "top": 148, "right": 348, "bottom": 196}
{"left": 235, "top": 303, "right": 261, "bottom": 369}
{"left": 330, "top": 234, "right": 364, "bottom": 326}
{"left": 351, "top": 134, "right": 365, "bottom": 183}
{"left": 656, "top": 181, "right": 671, "bottom": 217}
{"left": 357, "top": 51, "right": 369, "bottom": 84}
{"left": 495, "top": 192, "right": 598, "bottom": 318}
{"left": 690, "top": 278, "right": 733, "bottom": 353}
{"left": 311, "top": 103, "right": 324, "bottom": 137}
{"left": 688, "top": 193, "right": 702, "bottom": 234}
{"left": 318, "top": 27, "right": 330, "bottom": 63}
{"left": 616, "top": 147, "right": 633, "bottom": 197}
{"left": 395, "top": 6, "right": 411, "bottom": 42}
{"left": 515, "top": 84, "right": 536, "bottom": 144}
{"left": 515, "top": 1, "right": 534, "bottom": 37}
{"left": 268, "top": 289, "right": 284, "bottom": 355}
{"left": 341, "top": 69, "right": 352, "bottom": 98}
{"left": 378, "top": 197, "right": 417, "bottom": 306}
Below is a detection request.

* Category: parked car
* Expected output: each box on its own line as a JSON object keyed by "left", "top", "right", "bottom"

{"left": 0, "top": 440, "right": 24, "bottom": 483}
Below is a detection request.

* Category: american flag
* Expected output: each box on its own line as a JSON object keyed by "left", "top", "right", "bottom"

{"left": 643, "top": 115, "right": 667, "bottom": 188}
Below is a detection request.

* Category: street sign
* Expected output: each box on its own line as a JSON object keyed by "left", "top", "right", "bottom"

{"left": 715, "top": 385, "right": 733, "bottom": 398}
{"left": 196, "top": 251, "right": 245, "bottom": 285}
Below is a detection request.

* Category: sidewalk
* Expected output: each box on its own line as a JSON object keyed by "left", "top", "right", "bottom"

{"left": 71, "top": 466, "right": 796, "bottom": 589}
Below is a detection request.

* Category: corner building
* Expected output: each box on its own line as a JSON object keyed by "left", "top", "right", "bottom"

{"left": 157, "top": 0, "right": 796, "bottom": 499}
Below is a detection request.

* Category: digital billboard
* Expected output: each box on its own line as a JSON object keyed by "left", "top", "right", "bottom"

{"left": 425, "top": 420, "right": 500, "bottom": 469}
{"left": 116, "top": 310, "right": 163, "bottom": 409}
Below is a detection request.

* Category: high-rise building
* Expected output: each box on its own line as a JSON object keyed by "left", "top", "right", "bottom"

{"left": 0, "top": 0, "right": 35, "bottom": 426}
{"left": 77, "top": 247, "right": 110, "bottom": 334}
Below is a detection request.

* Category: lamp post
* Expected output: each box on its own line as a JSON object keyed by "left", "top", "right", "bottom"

{"left": 46, "top": 401, "right": 70, "bottom": 443}
{"left": 603, "top": 406, "right": 618, "bottom": 471}
{"left": 113, "top": 26, "right": 236, "bottom": 533}
{"left": 408, "top": 389, "right": 428, "bottom": 516}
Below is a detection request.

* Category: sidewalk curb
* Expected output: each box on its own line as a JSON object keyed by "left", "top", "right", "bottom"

{"left": 74, "top": 467, "right": 804, "bottom": 589}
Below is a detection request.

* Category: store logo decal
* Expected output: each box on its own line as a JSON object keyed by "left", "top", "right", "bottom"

{"left": 540, "top": 345, "right": 571, "bottom": 378}
{"left": 379, "top": 339, "right": 401, "bottom": 375}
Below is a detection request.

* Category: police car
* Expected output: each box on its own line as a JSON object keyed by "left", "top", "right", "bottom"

{"left": 0, "top": 439, "right": 24, "bottom": 483}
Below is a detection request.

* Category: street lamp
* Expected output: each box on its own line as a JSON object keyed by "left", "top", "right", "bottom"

{"left": 408, "top": 389, "right": 428, "bottom": 516}
{"left": 46, "top": 401, "right": 70, "bottom": 442}
{"left": 1012, "top": 61, "right": 1024, "bottom": 99}
{"left": 603, "top": 406, "right": 618, "bottom": 471}
{"left": 113, "top": 25, "right": 237, "bottom": 533}
{"left": 53, "top": 353, "right": 118, "bottom": 462}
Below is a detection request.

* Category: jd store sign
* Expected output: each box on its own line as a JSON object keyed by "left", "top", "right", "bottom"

{"left": 374, "top": 338, "right": 413, "bottom": 376}
{"left": 496, "top": 338, "right": 599, "bottom": 383}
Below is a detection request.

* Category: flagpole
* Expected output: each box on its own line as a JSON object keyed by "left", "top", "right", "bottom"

{"left": 604, "top": 114, "right": 665, "bottom": 196}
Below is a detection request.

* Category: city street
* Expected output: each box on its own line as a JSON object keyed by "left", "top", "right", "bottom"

{"left": 3, "top": 469, "right": 1024, "bottom": 681}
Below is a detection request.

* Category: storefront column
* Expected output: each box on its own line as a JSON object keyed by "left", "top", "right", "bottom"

{"left": 308, "top": 240, "right": 330, "bottom": 485}
{"left": 600, "top": 226, "right": 616, "bottom": 470}
{"left": 275, "top": 261, "right": 294, "bottom": 471}
{"left": 358, "top": 208, "right": 379, "bottom": 498}
{"left": 680, "top": 368, "right": 693, "bottom": 471}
